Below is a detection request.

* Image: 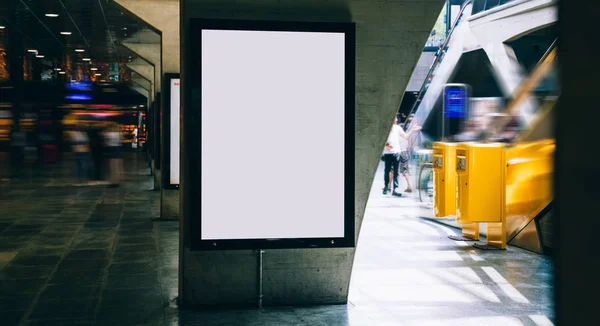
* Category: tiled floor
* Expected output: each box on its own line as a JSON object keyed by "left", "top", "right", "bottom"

{"left": 0, "top": 156, "right": 554, "bottom": 325}
{"left": 348, "top": 163, "right": 554, "bottom": 326}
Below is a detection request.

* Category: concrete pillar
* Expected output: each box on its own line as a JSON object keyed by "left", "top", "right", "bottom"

{"left": 180, "top": 0, "right": 444, "bottom": 306}
{"left": 554, "top": 0, "right": 600, "bottom": 325}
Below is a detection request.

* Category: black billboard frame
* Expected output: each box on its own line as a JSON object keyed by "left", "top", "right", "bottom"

{"left": 188, "top": 18, "right": 356, "bottom": 251}
{"left": 162, "top": 73, "right": 181, "bottom": 190}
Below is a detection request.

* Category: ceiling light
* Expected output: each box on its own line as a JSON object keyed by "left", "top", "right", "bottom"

{"left": 59, "top": 71, "right": 66, "bottom": 74}
{"left": 60, "top": 31, "right": 72, "bottom": 35}
{"left": 27, "top": 49, "right": 38, "bottom": 53}
{"left": 36, "top": 55, "right": 44, "bottom": 58}
{"left": 75, "top": 49, "right": 85, "bottom": 52}
{"left": 45, "top": 13, "right": 59, "bottom": 18}
{"left": 82, "top": 58, "right": 91, "bottom": 61}
{"left": 90, "top": 68, "right": 98, "bottom": 71}
{"left": 54, "top": 68, "right": 61, "bottom": 71}
{"left": 95, "top": 73, "right": 102, "bottom": 76}
{"left": 0, "top": 26, "right": 5, "bottom": 29}
{"left": 122, "top": 27, "right": 127, "bottom": 30}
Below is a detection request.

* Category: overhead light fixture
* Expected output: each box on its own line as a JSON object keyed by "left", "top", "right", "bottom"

{"left": 60, "top": 31, "right": 72, "bottom": 35}
{"left": 0, "top": 26, "right": 5, "bottom": 29}
{"left": 58, "top": 71, "right": 66, "bottom": 75}
{"left": 45, "top": 13, "right": 59, "bottom": 18}
{"left": 27, "top": 49, "right": 38, "bottom": 53}
{"left": 54, "top": 68, "right": 61, "bottom": 71}
{"left": 75, "top": 49, "right": 85, "bottom": 52}
{"left": 82, "top": 58, "right": 91, "bottom": 61}
{"left": 122, "top": 27, "right": 127, "bottom": 30}
{"left": 36, "top": 55, "right": 44, "bottom": 58}
{"left": 95, "top": 73, "right": 102, "bottom": 76}
{"left": 90, "top": 67, "right": 98, "bottom": 71}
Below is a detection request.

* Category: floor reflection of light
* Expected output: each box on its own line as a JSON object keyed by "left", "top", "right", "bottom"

{"left": 482, "top": 266, "right": 531, "bottom": 303}
{"left": 423, "top": 220, "right": 459, "bottom": 237}
{"left": 529, "top": 314, "right": 555, "bottom": 326}
{"left": 429, "top": 267, "right": 483, "bottom": 284}
{"left": 401, "top": 221, "right": 441, "bottom": 236}
{"left": 395, "top": 250, "right": 463, "bottom": 261}
{"left": 370, "top": 284, "right": 476, "bottom": 303}
{"left": 397, "top": 316, "right": 525, "bottom": 326}
{"left": 469, "top": 250, "right": 485, "bottom": 261}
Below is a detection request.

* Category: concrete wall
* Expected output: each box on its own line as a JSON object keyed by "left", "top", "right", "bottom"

{"left": 180, "top": 0, "right": 444, "bottom": 306}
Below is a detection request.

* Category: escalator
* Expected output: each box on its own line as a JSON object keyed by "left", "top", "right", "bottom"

{"left": 403, "top": 0, "right": 474, "bottom": 138}
{"left": 403, "top": 0, "right": 557, "bottom": 146}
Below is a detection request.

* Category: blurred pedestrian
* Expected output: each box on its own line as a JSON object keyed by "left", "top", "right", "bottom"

{"left": 382, "top": 116, "right": 421, "bottom": 196}
{"left": 68, "top": 125, "right": 91, "bottom": 185}
{"left": 10, "top": 126, "right": 26, "bottom": 178}
{"left": 103, "top": 123, "right": 122, "bottom": 187}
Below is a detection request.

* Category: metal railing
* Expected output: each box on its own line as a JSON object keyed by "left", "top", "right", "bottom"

{"left": 471, "top": 0, "right": 517, "bottom": 15}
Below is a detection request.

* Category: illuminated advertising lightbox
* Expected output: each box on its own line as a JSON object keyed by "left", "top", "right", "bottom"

{"left": 190, "top": 19, "right": 355, "bottom": 250}
{"left": 170, "top": 78, "right": 180, "bottom": 185}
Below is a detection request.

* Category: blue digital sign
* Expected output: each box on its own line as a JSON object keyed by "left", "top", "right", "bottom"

{"left": 66, "top": 81, "right": 93, "bottom": 91}
{"left": 66, "top": 94, "right": 93, "bottom": 101}
{"left": 444, "top": 86, "right": 468, "bottom": 118}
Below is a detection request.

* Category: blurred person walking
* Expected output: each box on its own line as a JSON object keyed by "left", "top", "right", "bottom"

{"left": 68, "top": 125, "right": 92, "bottom": 185}
{"left": 103, "top": 123, "right": 122, "bottom": 187}
{"left": 10, "top": 126, "right": 26, "bottom": 178}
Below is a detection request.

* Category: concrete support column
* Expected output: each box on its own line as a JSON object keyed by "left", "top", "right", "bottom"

{"left": 180, "top": 0, "right": 444, "bottom": 306}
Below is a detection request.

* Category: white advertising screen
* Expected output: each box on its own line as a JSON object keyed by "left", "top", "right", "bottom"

{"left": 170, "top": 78, "right": 180, "bottom": 185}
{"left": 200, "top": 29, "right": 346, "bottom": 240}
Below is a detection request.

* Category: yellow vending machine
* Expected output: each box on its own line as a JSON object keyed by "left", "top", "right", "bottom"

{"left": 432, "top": 142, "right": 457, "bottom": 218}
{"left": 456, "top": 142, "right": 507, "bottom": 249}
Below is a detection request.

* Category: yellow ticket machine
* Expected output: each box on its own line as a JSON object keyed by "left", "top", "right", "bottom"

{"left": 433, "top": 142, "right": 457, "bottom": 217}
{"left": 455, "top": 143, "right": 507, "bottom": 249}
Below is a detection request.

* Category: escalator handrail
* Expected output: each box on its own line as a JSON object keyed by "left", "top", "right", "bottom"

{"left": 403, "top": 0, "right": 473, "bottom": 132}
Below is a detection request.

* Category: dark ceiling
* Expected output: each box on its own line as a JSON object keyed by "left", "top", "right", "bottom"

{"left": 0, "top": 0, "right": 149, "bottom": 81}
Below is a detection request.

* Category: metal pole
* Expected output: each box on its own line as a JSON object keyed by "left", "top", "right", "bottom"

{"left": 257, "top": 249, "right": 264, "bottom": 309}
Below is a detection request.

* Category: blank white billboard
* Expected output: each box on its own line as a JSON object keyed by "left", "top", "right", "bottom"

{"left": 200, "top": 29, "right": 346, "bottom": 240}
{"left": 170, "top": 78, "right": 180, "bottom": 185}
